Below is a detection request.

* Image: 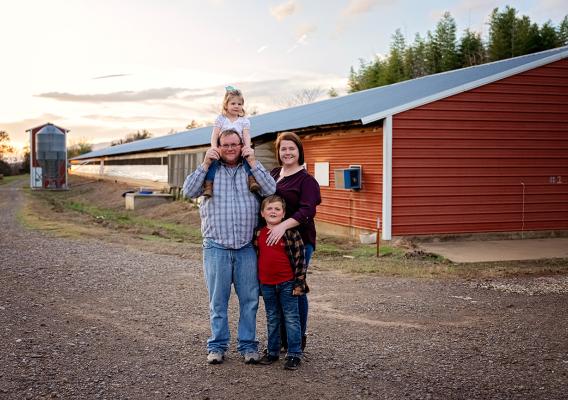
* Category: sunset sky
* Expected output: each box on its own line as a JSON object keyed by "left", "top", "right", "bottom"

{"left": 1, "top": 0, "right": 565, "bottom": 152}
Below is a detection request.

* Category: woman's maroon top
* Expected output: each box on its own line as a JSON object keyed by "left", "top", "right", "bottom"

{"left": 271, "top": 167, "right": 321, "bottom": 248}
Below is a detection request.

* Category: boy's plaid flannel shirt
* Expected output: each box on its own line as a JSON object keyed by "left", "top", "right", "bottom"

{"left": 253, "top": 227, "right": 309, "bottom": 295}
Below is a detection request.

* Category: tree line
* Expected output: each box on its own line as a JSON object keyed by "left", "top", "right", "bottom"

{"left": 348, "top": 6, "right": 568, "bottom": 92}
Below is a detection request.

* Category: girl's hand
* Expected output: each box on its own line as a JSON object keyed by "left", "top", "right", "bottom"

{"left": 266, "top": 223, "right": 286, "bottom": 246}
{"left": 203, "top": 147, "right": 220, "bottom": 168}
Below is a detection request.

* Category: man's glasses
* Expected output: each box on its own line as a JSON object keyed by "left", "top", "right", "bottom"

{"left": 220, "top": 143, "right": 242, "bottom": 149}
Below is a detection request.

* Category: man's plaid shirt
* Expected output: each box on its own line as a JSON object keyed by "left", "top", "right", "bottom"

{"left": 183, "top": 160, "right": 276, "bottom": 249}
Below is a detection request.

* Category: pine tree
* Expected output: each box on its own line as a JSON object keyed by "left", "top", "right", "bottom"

{"left": 435, "top": 12, "right": 460, "bottom": 71}
{"left": 385, "top": 29, "right": 408, "bottom": 83}
{"left": 458, "top": 29, "right": 486, "bottom": 67}
{"left": 559, "top": 16, "right": 568, "bottom": 45}
{"left": 513, "top": 16, "right": 540, "bottom": 55}
{"left": 539, "top": 21, "right": 560, "bottom": 50}
{"left": 488, "top": 6, "right": 517, "bottom": 61}
{"left": 404, "top": 33, "right": 428, "bottom": 79}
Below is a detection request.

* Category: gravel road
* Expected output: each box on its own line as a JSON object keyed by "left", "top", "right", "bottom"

{"left": 1, "top": 180, "right": 567, "bottom": 399}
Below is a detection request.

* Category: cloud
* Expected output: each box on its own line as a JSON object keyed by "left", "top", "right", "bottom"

{"left": 257, "top": 45, "right": 269, "bottom": 54}
{"left": 92, "top": 74, "right": 131, "bottom": 80}
{"left": 83, "top": 114, "right": 183, "bottom": 123}
{"left": 5, "top": 75, "right": 348, "bottom": 149}
{"left": 337, "top": 0, "right": 381, "bottom": 33}
{"left": 286, "top": 24, "right": 316, "bottom": 54}
{"left": 0, "top": 114, "right": 65, "bottom": 148}
{"left": 36, "top": 88, "right": 189, "bottom": 103}
{"left": 341, "top": 0, "right": 380, "bottom": 17}
{"left": 295, "top": 23, "right": 316, "bottom": 40}
{"left": 270, "top": 1, "right": 298, "bottom": 21}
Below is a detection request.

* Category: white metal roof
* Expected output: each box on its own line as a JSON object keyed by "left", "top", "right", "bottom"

{"left": 74, "top": 45, "right": 568, "bottom": 160}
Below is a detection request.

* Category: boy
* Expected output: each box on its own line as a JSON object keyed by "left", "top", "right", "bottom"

{"left": 253, "top": 195, "right": 308, "bottom": 370}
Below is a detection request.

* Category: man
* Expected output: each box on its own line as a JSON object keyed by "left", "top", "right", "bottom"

{"left": 183, "top": 129, "right": 276, "bottom": 365}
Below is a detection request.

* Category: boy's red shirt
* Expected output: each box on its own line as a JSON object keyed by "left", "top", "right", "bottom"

{"left": 257, "top": 226, "right": 294, "bottom": 285}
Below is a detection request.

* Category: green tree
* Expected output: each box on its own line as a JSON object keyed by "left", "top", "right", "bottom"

{"left": 512, "top": 16, "right": 541, "bottom": 55}
{"left": 435, "top": 12, "right": 460, "bottom": 71}
{"left": 539, "top": 21, "right": 560, "bottom": 50}
{"left": 385, "top": 29, "right": 408, "bottom": 83}
{"left": 458, "top": 29, "right": 486, "bottom": 67}
{"left": 559, "top": 16, "right": 568, "bottom": 45}
{"left": 425, "top": 30, "right": 441, "bottom": 74}
{"left": 404, "top": 33, "right": 428, "bottom": 79}
{"left": 328, "top": 87, "right": 339, "bottom": 97}
{"left": 488, "top": 6, "right": 517, "bottom": 60}
{"left": 111, "top": 130, "right": 152, "bottom": 146}
{"left": 67, "top": 139, "right": 93, "bottom": 159}
{"left": 348, "top": 6, "right": 565, "bottom": 94}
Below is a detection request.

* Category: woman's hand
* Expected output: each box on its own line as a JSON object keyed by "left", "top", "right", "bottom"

{"left": 266, "top": 222, "right": 287, "bottom": 246}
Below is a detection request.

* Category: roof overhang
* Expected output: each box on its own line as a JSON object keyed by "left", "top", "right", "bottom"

{"left": 361, "top": 48, "right": 568, "bottom": 125}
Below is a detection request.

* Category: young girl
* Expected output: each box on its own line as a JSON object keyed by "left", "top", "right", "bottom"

{"left": 253, "top": 195, "right": 308, "bottom": 370}
{"left": 203, "top": 86, "right": 260, "bottom": 197}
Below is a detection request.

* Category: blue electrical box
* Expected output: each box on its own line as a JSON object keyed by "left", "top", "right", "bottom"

{"left": 334, "top": 166, "right": 362, "bottom": 190}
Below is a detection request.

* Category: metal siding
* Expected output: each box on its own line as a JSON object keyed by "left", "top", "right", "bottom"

{"left": 302, "top": 127, "right": 382, "bottom": 231}
{"left": 392, "top": 59, "right": 568, "bottom": 235}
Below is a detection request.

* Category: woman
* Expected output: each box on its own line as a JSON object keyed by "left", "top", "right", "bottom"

{"left": 266, "top": 131, "right": 321, "bottom": 351}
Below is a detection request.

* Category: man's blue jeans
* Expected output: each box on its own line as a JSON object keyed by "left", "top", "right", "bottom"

{"left": 261, "top": 280, "right": 302, "bottom": 357}
{"left": 203, "top": 239, "right": 259, "bottom": 354}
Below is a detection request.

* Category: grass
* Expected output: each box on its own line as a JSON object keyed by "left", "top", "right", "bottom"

{"left": 22, "top": 189, "right": 202, "bottom": 243}
{"left": 0, "top": 174, "right": 28, "bottom": 186}
{"left": 16, "top": 176, "right": 568, "bottom": 279}
{"left": 65, "top": 200, "right": 202, "bottom": 242}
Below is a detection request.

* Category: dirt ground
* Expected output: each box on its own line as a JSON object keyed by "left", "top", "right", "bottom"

{"left": 1, "top": 176, "right": 567, "bottom": 399}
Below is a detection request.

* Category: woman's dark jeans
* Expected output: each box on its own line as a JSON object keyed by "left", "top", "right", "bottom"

{"left": 280, "top": 243, "right": 314, "bottom": 349}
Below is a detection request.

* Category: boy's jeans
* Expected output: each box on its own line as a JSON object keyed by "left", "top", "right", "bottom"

{"left": 203, "top": 239, "right": 259, "bottom": 354}
{"left": 261, "top": 280, "right": 302, "bottom": 358}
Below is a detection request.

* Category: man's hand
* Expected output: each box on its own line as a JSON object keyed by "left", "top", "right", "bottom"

{"left": 202, "top": 147, "right": 220, "bottom": 169}
{"left": 241, "top": 146, "right": 256, "bottom": 167}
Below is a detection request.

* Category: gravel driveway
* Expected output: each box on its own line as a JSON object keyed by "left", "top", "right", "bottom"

{"left": 1, "top": 181, "right": 567, "bottom": 399}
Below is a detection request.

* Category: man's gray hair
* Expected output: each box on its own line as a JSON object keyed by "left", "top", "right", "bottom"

{"left": 218, "top": 129, "right": 242, "bottom": 146}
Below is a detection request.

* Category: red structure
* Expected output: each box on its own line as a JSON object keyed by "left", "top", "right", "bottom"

{"left": 27, "top": 123, "right": 69, "bottom": 189}
{"left": 301, "top": 59, "right": 568, "bottom": 237}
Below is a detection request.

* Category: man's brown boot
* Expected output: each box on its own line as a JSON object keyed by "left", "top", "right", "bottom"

{"left": 203, "top": 181, "right": 213, "bottom": 198}
{"left": 248, "top": 176, "right": 261, "bottom": 193}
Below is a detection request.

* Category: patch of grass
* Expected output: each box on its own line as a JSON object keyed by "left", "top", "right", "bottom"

{"left": 64, "top": 200, "right": 202, "bottom": 242}
{"left": 0, "top": 174, "right": 28, "bottom": 186}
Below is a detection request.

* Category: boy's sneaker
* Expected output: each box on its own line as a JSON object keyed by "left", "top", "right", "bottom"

{"left": 243, "top": 351, "right": 260, "bottom": 364}
{"left": 284, "top": 356, "right": 301, "bottom": 370}
{"left": 258, "top": 351, "right": 280, "bottom": 365}
{"left": 207, "top": 351, "right": 224, "bottom": 364}
{"left": 203, "top": 181, "right": 213, "bottom": 198}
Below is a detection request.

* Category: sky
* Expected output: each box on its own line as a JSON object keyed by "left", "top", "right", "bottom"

{"left": 1, "top": 0, "right": 566, "bottom": 153}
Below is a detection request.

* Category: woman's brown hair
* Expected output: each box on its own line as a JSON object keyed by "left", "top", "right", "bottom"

{"left": 275, "top": 131, "right": 304, "bottom": 166}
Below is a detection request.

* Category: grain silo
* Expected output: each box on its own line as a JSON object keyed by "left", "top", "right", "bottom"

{"left": 27, "top": 123, "right": 68, "bottom": 189}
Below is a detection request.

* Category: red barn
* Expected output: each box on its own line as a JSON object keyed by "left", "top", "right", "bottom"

{"left": 73, "top": 46, "right": 568, "bottom": 240}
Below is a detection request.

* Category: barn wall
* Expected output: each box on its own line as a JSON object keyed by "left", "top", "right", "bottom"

{"left": 391, "top": 59, "right": 568, "bottom": 235}
{"left": 302, "top": 126, "right": 382, "bottom": 233}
